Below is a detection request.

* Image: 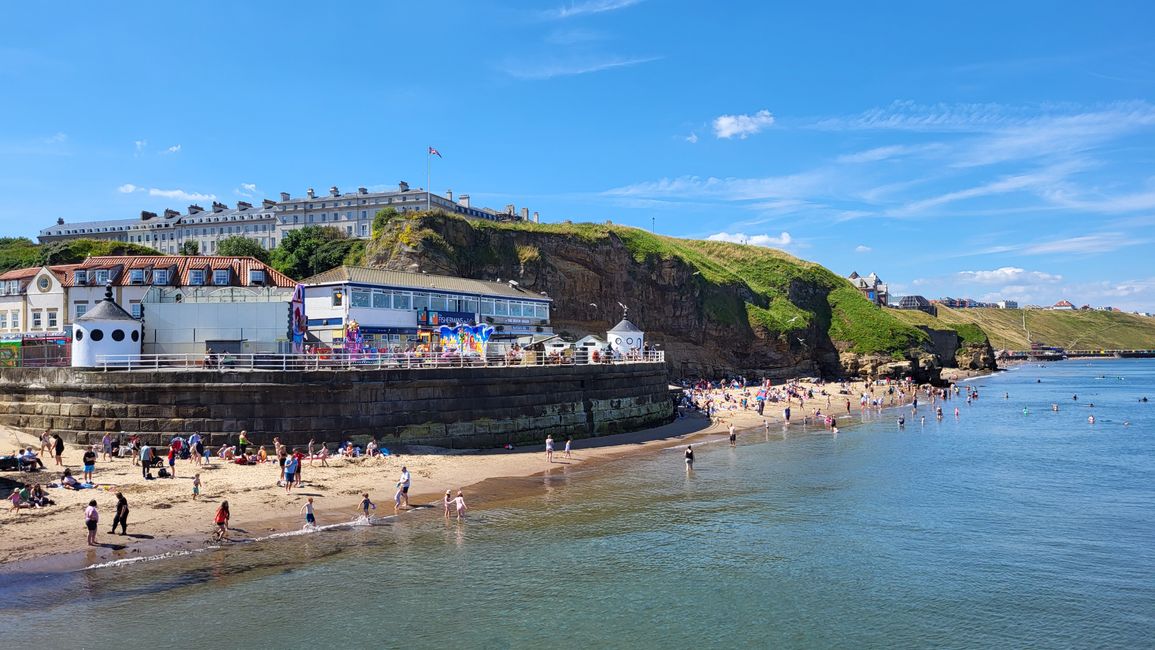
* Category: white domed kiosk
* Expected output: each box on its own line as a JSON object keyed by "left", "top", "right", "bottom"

{"left": 607, "top": 318, "right": 644, "bottom": 357}
{"left": 72, "top": 284, "right": 142, "bottom": 368}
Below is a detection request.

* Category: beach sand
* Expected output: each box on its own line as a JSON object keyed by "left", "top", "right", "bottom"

{"left": 0, "top": 374, "right": 986, "bottom": 569}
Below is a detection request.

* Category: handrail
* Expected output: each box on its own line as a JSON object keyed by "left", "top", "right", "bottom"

{"left": 93, "top": 350, "right": 666, "bottom": 371}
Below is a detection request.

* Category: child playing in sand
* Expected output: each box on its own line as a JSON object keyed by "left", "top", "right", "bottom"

{"left": 444, "top": 490, "right": 453, "bottom": 518}
{"left": 358, "top": 493, "right": 375, "bottom": 520}
{"left": 192, "top": 473, "right": 201, "bottom": 499}
{"left": 302, "top": 497, "right": 317, "bottom": 527}
{"left": 454, "top": 490, "right": 467, "bottom": 520}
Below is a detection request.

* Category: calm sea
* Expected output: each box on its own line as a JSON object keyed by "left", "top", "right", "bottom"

{"left": 2, "top": 360, "right": 1153, "bottom": 649}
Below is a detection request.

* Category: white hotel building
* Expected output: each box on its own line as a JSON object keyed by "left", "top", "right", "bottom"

{"left": 38, "top": 184, "right": 536, "bottom": 254}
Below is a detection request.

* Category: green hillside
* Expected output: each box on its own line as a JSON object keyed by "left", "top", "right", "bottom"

{"left": 890, "top": 306, "right": 1155, "bottom": 350}
{"left": 0, "top": 237, "right": 163, "bottom": 272}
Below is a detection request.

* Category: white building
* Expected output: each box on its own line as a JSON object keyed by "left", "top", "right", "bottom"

{"left": 71, "top": 286, "right": 142, "bottom": 368}
{"left": 302, "top": 266, "right": 552, "bottom": 349}
{"left": 141, "top": 286, "right": 295, "bottom": 355}
{"left": 607, "top": 318, "right": 645, "bottom": 356}
{"left": 996, "top": 300, "right": 1019, "bottom": 309}
{"left": 0, "top": 265, "right": 75, "bottom": 337}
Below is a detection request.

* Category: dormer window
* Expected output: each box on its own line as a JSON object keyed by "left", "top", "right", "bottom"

{"left": 94, "top": 270, "right": 110, "bottom": 285}
{"left": 153, "top": 269, "right": 169, "bottom": 285}
{"left": 74, "top": 270, "right": 87, "bottom": 284}
{"left": 213, "top": 269, "right": 230, "bottom": 285}
{"left": 248, "top": 269, "right": 265, "bottom": 285}
{"left": 189, "top": 269, "right": 205, "bottom": 286}
{"left": 129, "top": 269, "right": 145, "bottom": 284}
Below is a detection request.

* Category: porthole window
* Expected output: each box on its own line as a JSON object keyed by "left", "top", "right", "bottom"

{"left": 90, "top": 329, "right": 104, "bottom": 342}
{"left": 112, "top": 329, "right": 125, "bottom": 342}
{"left": 131, "top": 330, "right": 139, "bottom": 342}
{"left": 74, "top": 330, "right": 84, "bottom": 341}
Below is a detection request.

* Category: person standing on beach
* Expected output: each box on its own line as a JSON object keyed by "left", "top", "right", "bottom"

{"left": 166, "top": 443, "right": 177, "bottom": 479}
{"left": 84, "top": 499, "right": 99, "bottom": 546}
{"left": 53, "top": 433, "right": 65, "bottom": 467}
{"left": 545, "top": 435, "right": 555, "bottom": 463}
{"left": 301, "top": 497, "right": 317, "bottom": 527}
{"left": 110, "top": 492, "right": 129, "bottom": 535}
{"left": 307, "top": 438, "right": 316, "bottom": 465}
{"left": 293, "top": 448, "right": 304, "bottom": 487}
{"left": 283, "top": 453, "right": 299, "bottom": 493}
{"left": 685, "top": 445, "right": 694, "bottom": 470}
{"left": 728, "top": 423, "right": 737, "bottom": 446}
{"left": 237, "top": 430, "right": 249, "bottom": 456}
{"left": 40, "top": 429, "right": 53, "bottom": 459}
{"left": 82, "top": 446, "right": 96, "bottom": 483}
{"left": 213, "top": 501, "right": 230, "bottom": 541}
{"left": 784, "top": 406, "right": 791, "bottom": 425}
{"left": 397, "top": 466, "right": 411, "bottom": 509}
{"left": 189, "top": 432, "right": 203, "bottom": 466}
{"left": 358, "top": 493, "right": 375, "bottom": 520}
{"left": 101, "top": 433, "right": 113, "bottom": 462}
{"left": 192, "top": 473, "right": 202, "bottom": 499}
{"left": 564, "top": 438, "right": 572, "bottom": 459}
{"left": 444, "top": 489, "right": 453, "bottom": 518}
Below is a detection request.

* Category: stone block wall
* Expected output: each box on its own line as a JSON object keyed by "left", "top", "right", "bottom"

{"left": 0, "top": 364, "right": 674, "bottom": 449}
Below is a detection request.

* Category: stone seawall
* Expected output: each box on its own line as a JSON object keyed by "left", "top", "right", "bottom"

{"left": 0, "top": 364, "right": 674, "bottom": 449}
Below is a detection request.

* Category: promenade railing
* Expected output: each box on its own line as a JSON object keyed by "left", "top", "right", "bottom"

{"left": 93, "top": 350, "right": 666, "bottom": 372}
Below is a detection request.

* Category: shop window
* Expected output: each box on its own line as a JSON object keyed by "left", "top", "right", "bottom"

{"left": 351, "top": 288, "right": 371, "bottom": 308}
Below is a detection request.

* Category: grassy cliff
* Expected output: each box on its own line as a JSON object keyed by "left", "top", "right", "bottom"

{"left": 891, "top": 306, "right": 1155, "bottom": 350}
{"left": 0, "top": 237, "right": 163, "bottom": 272}
{"left": 364, "top": 212, "right": 937, "bottom": 377}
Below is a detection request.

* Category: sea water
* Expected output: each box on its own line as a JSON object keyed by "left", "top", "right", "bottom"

{"left": 2, "top": 360, "right": 1153, "bottom": 649}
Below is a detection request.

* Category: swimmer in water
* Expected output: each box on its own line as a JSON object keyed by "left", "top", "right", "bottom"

{"left": 1023, "top": 407, "right": 1029, "bottom": 415}
{"left": 1051, "top": 403, "right": 1059, "bottom": 411}
{"left": 954, "top": 407, "right": 960, "bottom": 418}
{"left": 1004, "top": 392, "right": 1009, "bottom": 399}
{"left": 1073, "top": 395, "right": 1078, "bottom": 401}
{"left": 898, "top": 416, "right": 906, "bottom": 429}
{"left": 1088, "top": 415, "right": 1095, "bottom": 424}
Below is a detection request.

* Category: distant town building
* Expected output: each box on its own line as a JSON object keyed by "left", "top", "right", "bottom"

{"left": 935, "top": 297, "right": 996, "bottom": 309}
{"left": 38, "top": 184, "right": 531, "bottom": 253}
{"left": 995, "top": 300, "right": 1019, "bottom": 309}
{"left": 895, "top": 295, "right": 935, "bottom": 315}
{"left": 847, "top": 271, "right": 889, "bottom": 306}
{"left": 1050, "top": 300, "right": 1076, "bottom": 311}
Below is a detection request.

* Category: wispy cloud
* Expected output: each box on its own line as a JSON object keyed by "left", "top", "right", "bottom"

{"left": 854, "top": 245, "right": 872, "bottom": 253}
{"left": 544, "top": 28, "right": 607, "bottom": 45}
{"left": 117, "top": 184, "right": 216, "bottom": 202}
{"left": 684, "top": 132, "right": 698, "bottom": 144}
{"left": 956, "top": 267, "right": 1062, "bottom": 284}
{"left": 543, "top": 0, "right": 642, "bottom": 20}
{"left": 713, "top": 110, "right": 775, "bottom": 139}
{"left": 133, "top": 139, "right": 147, "bottom": 156}
{"left": 837, "top": 143, "right": 943, "bottom": 164}
{"left": 890, "top": 163, "right": 1081, "bottom": 216}
{"left": 503, "top": 55, "right": 659, "bottom": 80}
{"left": 707, "top": 231, "right": 793, "bottom": 248}
{"left": 605, "top": 170, "right": 830, "bottom": 202}
{"left": 972, "top": 232, "right": 1149, "bottom": 257}
{"left": 162, "top": 144, "right": 181, "bottom": 154}
{"left": 235, "top": 182, "right": 259, "bottom": 198}
{"left": 43, "top": 132, "right": 67, "bottom": 144}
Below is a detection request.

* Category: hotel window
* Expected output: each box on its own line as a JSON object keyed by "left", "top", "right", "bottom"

{"left": 11, "top": 311, "right": 19, "bottom": 329}
{"left": 95, "top": 270, "right": 110, "bottom": 285}
{"left": 153, "top": 269, "right": 169, "bottom": 284}
{"left": 75, "top": 270, "right": 87, "bottom": 284}
{"left": 190, "top": 269, "right": 205, "bottom": 286}
{"left": 360, "top": 210, "right": 367, "bottom": 219}
{"left": 346, "top": 211, "right": 352, "bottom": 220}
{"left": 360, "top": 224, "right": 368, "bottom": 237}
{"left": 129, "top": 269, "right": 145, "bottom": 284}
{"left": 321, "top": 213, "right": 327, "bottom": 222}
{"left": 130, "top": 301, "right": 142, "bottom": 318}
{"left": 213, "top": 269, "right": 230, "bottom": 285}
{"left": 47, "top": 310, "right": 58, "bottom": 329}
{"left": 31, "top": 310, "right": 42, "bottom": 329}
{"left": 0, "top": 312, "right": 6, "bottom": 329}
{"left": 75, "top": 302, "right": 88, "bottom": 319}
{"left": 346, "top": 225, "right": 353, "bottom": 235}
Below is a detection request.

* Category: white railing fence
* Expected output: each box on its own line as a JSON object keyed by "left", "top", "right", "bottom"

{"left": 94, "top": 350, "right": 666, "bottom": 372}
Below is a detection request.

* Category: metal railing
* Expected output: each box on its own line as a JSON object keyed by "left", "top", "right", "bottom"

{"left": 94, "top": 350, "right": 666, "bottom": 372}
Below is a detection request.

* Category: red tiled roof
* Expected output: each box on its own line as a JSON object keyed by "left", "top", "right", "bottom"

{"left": 1054, "top": 300, "right": 1074, "bottom": 307}
{"left": 63, "top": 256, "right": 296, "bottom": 288}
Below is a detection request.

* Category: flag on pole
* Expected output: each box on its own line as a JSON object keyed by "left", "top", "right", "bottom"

{"left": 428, "top": 146, "right": 442, "bottom": 158}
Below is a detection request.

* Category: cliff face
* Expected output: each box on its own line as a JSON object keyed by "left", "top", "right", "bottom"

{"left": 363, "top": 213, "right": 945, "bottom": 381}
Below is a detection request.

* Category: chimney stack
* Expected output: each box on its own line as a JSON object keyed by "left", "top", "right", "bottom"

{"left": 57, "top": 217, "right": 65, "bottom": 225}
{"left": 459, "top": 194, "right": 470, "bottom": 208}
{"left": 329, "top": 186, "right": 339, "bottom": 197}
{"left": 520, "top": 207, "right": 529, "bottom": 220}
{"left": 505, "top": 204, "right": 516, "bottom": 216}
{"left": 164, "top": 208, "right": 180, "bottom": 219}
{"left": 398, "top": 181, "right": 410, "bottom": 192}
{"left": 211, "top": 201, "right": 226, "bottom": 213}
{"left": 357, "top": 187, "right": 368, "bottom": 195}
{"left": 533, "top": 211, "right": 540, "bottom": 223}
{"left": 188, "top": 204, "right": 204, "bottom": 214}
{"left": 262, "top": 199, "right": 276, "bottom": 209}
{"left": 306, "top": 188, "right": 315, "bottom": 199}
{"left": 141, "top": 210, "right": 157, "bottom": 221}
{"left": 280, "top": 192, "right": 291, "bottom": 202}
{"left": 446, "top": 189, "right": 453, "bottom": 202}
{"left": 236, "top": 201, "right": 253, "bottom": 210}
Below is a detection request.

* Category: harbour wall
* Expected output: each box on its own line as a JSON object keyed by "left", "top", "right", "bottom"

{"left": 0, "top": 364, "right": 675, "bottom": 449}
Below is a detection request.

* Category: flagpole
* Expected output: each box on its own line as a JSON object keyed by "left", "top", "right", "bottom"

{"left": 426, "top": 150, "right": 431, "bottom": 212}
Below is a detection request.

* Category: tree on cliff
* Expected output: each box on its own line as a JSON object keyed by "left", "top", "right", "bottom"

{"left": 270, "top": 226, "right": 364, "bottom": 279}
{"left": 216, "top": 236, "right": 270, "bottom": 263}
{"left": 178, "top": 240, "right": 200, "bottom": 256}
{"left": 37, "top": 239, "right": 163, "bottom": 265}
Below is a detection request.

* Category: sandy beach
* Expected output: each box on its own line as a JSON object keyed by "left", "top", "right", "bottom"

{"left": 0, "top": 373, "right": 989, "bottom": 570}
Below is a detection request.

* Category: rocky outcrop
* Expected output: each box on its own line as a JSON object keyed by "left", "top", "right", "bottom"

{"left": 955, "top": 343, "right": 996, "bottom": 370}
{"left": 364, "top": 214, "right": 950, "bottom": 381}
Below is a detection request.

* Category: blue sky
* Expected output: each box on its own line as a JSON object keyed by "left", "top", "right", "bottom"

{"left": 3, "top": 0, "right": 1155, "bottom": 310}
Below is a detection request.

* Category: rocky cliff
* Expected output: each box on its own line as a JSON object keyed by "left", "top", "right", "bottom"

{"left": 363, "top": 213, "right": 973, "bottom": 382}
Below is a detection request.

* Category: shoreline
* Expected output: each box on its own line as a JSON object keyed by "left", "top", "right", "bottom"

{"left": 0, "top": 371, "right": 1001, "bottom": 575}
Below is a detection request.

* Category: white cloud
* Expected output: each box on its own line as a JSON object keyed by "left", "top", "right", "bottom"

{"left": 707, "top": 231, "right": 793, "bottom": 248}
{"left": 117, "top": 183, "right": 140, "bottom": 193}
{"left": 544, "top": 0, "right": 642, "bottom": 20}
{"left": 606, "top": 170, "right": 829, "bottom": 202}
{"left": 133, "top": 139, "right": 147, "bottom": 156}
{"left": 836, "top": 143, "right": 943, "bottom": 164}
{"left": 956, "top": 267, "right": 1062, "bottom": 284}
{"left": 147, "top": 188, "right": 216, "bottom": 201}
{"left": 685, "top": 132, "right": 698, "bottom": 144}
{"left": 891, "top": 162, "right": 1081, "bottom": 216}
{"left": 241, "top": 182, "right": 257, "bottom": 192}
{"left": 235, "top": 182, "right": 259, "bottom": 197}
{"left": 854, "top": 245, "right": 872, "bottom": 253}
{"left": 503, "top": 55, "right": 659, "bottom": 80}
{"left": 163, "top": 144, "right": 181, "bottom": 154}
{"left": 713, "top": 109, "right": 775, "bottom": 139}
